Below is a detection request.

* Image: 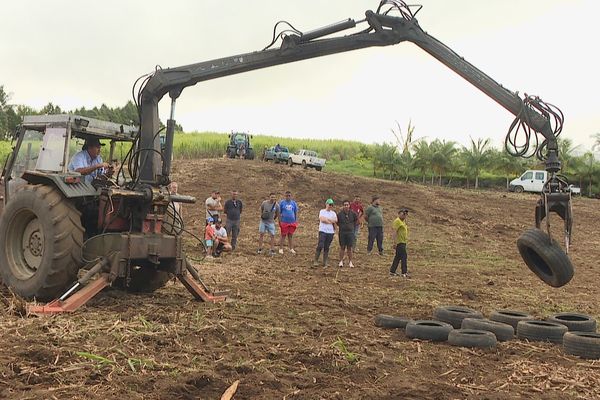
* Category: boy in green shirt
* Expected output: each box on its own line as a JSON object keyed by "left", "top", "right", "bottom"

{"left": 390, "top": 208, "right": 409, "bottom": 277}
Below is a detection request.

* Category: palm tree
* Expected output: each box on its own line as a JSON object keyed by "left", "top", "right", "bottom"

{"left": 390, "top": 120, "right": 418, "bottom": 182}
{"left": 574, "top": 152, "right": 598, "bottom": 197}
{"left": 592, "top": 133, "right": 600, "bottom": 151}
{"left": 461, "top": 137, "right": 492, "bottom": 188}
{"left": 372, "top": 143, "right": 398, "bottom": 179}
{"left": 558, "top": 137, "right": 580, "bottom": 175}
{"left": 491, "top": 149, "right": 526, "bottom": 189}
{"left": 430, "top": 139, "right": 457, "bottom": 185}
{"left": 412, "top": 139, "right": 432, "bottom": 184}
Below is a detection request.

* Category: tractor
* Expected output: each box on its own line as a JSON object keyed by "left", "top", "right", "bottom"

{"left": 0, "top": 1, "right": 576, "bottom": 313}
{"left": 226, "top": 132, "right": 255, "bottom": 159}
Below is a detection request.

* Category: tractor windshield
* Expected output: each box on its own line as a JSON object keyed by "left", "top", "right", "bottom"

{"left": 233, "top": 134, "right": 246, "bottom": 144}
{"left": 11, "top": 130, "right": 43, "bottom": 179}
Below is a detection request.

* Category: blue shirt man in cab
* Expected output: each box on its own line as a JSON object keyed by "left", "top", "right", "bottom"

{"left": 68, "top": 137, "right": 110, "bottom": 184}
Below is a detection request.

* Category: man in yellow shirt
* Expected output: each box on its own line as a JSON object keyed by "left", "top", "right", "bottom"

{"left": 390, "top": 208, "right": 409, "bottom": 277}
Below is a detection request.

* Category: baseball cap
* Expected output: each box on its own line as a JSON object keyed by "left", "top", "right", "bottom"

{"left": 326, "top": 198, "right": 334, "bottom": 205}
{"left": 207, "top": 217, "right": 214, "bottom": 223}
{"left": 399, "top": 208, "right": 409, "bottom": 214}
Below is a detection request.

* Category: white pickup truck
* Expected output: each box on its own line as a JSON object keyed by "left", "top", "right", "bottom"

{"left": 288, "top": 149, "right": 326, "bottom": 171}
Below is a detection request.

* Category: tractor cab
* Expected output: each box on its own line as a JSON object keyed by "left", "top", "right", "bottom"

{"left": 3, "top": 114, "right": 137, "bottom": 202}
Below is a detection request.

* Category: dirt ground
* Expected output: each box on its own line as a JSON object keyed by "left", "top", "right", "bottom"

{"left": 1, "top": 158, "right": 600, "bottom": 400}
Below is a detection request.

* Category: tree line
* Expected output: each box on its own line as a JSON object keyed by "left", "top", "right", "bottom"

{"left": 2, "top": 84, "right": 599, "bottom": 195}
{"left": 0, "top": 84, "right": 145, "bottom": 141}
{"left": 369, "top": 123, "right": 600, "bottom": 196}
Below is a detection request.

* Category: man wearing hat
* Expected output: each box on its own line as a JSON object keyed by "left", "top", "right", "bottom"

{"left": 390, "top": 208, "right": 410, "bottom": 277}
{"left": 68, "top": 137, "right": 110, "bottom": 184}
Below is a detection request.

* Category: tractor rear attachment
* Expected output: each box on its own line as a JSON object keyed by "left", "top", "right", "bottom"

{"left": 28, "top": 233, "right": 226, "bottom": 315}
{"left": 517, "top": 173, "right": 574, "bottom": 288}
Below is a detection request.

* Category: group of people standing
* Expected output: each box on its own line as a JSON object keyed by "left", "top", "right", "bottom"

{"left": 201, "top": 190, "right": 410, "bottom": 277}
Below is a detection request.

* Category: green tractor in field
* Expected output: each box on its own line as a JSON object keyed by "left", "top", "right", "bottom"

{"left": 226, "top": 132, "right": 255, "bottom": 160}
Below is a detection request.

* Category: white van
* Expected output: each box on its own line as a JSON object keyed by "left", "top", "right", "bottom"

{"left": 509, "top": 170, "right": 547, "bottom": 193}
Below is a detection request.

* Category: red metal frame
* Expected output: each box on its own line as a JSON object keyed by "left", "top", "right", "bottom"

{"left": 178, "top": 274, "right": 227, "bottom": 302}
{"left": 28, "top": 274, "right": 111, "bottom": 314}
{"left": 27, "top": 271, "right": 226, "bottom": 315}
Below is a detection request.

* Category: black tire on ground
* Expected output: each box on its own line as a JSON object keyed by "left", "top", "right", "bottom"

{"left": 433, "top": 305, "right": 484, "bottom": 329}
{"left": 546, "top": 312, "right": 597, "bottom": 332}
{"left": 246, "top": 150, "right": 255, "bottom": 160}
{"left": 405, "top": 320, "right": 453, "bottom": 342}
{"left": 0, "top": 185, "right": 84, "bottom": 301}
{"left": 461, "top": 318, "right": 515, "bottom": 342}
{"left": 516, "top": 320, "right": 568, "bottom": 344}
{"left": 517, "top": 228, "right": 574, "bottom": 287}
{"left": 315, "top": 166, "right": 322, "bottom": 171}
{"left": 514, "top": 186, "right": 524, "bottom": 193}
{"left": 288, "top": 158, "right": 293, "bottom": 167}
{"left": 563, "top": 332, "right": 600, "bottom": 359}
{"left": 301, "top": 160, "right": 307, "bottom": 169}
{"left": 373, "top": 314, "right": 413, "bottom": 329}
{"left": 489, "top": 309, "right": 535, "bottom": 331}
{"left": 113, "top": 262, "right": 173, "bottom": 293}
{"left": 448, "top": 329, "right": 497, "bottom": 349}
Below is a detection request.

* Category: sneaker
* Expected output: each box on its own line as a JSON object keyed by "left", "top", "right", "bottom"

{"left": 378, "top": 251, "right": 384, "bottom": 256}
{"left": 349, "top": 262, "right": 355, "bottom": 268}
{"left": 257, "top": 248, "right": 262, "bottom": 254}
{"left": 338, "top": 261, "right": 344, "bottom": 268}
{"left": 278, "top": 248, "right": 284, "bottom": 254}
{"left": 389, "top": 272, "right": 399, "bottom": 277}
{"left": 402, "top": 273, "right": 411, "bottom": 278}
{"left": 367, "top": 251, "right": 372, "bottom": 256}
{"left": 269, "top": 250, "right": 276, "bottom": 257}
{"left": 312, "top": 261, "right": 319, "bottom": 267}
{"left": 290, "top": 248, "right": 296, "bottom": 255}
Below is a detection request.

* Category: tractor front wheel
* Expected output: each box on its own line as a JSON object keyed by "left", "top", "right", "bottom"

{"left": 0, "top": 185, "right": 83, "bottom": 301}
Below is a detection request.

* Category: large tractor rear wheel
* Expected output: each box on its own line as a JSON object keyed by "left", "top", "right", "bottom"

{"left": 0, "top": 185, "right": 83, "bottom": 301}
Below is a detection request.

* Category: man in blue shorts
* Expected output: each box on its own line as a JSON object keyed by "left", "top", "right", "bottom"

{"left": 257, "top": 192, "right": 280, "bottom": 256}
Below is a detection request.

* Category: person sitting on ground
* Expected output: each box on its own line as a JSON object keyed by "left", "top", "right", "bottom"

{"left": 204, "top": 217, "right": 217, "bottom": 258}
{"left": 213, "top": 219, "right": 233, "bottom": 256}
{"left": 68, "top": 137, "right": 112, "bottom": 184}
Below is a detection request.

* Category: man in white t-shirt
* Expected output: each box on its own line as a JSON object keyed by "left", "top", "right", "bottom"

{"left": 313, "top": 198, "right": 338, "bottom": 267}
{"left": 213, "top": 219, "right": 232, "bottom": 256}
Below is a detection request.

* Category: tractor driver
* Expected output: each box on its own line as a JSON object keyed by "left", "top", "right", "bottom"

{"left": 68, "top": 137, "right": 112, "bottom": 184}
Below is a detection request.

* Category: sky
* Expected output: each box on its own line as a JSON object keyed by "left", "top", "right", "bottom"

{"left": 1, "top": 0, "right": 599, "bottom": 151}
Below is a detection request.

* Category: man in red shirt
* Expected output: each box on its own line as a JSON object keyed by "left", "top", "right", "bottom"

{"left": 349, "top": 195, "right": 364, "bottom": 251}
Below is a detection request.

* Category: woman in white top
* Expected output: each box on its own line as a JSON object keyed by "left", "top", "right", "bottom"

{"left": 313, "top": 198, "right": 338, "bottom": 267}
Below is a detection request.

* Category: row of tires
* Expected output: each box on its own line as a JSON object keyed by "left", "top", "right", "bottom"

{"left": 374, "top": 306, "right": 600, "bottom": 359}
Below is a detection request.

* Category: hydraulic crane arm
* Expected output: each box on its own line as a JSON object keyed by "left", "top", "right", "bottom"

{"left": 138, "top": 5, "right": 561, "bottom": 183}
{"left": 133, "top": 1, "right": 573, "bottom": 287}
